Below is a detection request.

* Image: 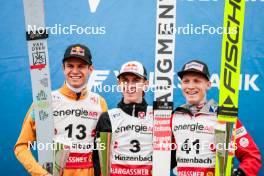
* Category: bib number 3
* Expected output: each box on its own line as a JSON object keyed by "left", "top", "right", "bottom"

{"left": 129, "top": 139, "right": 141, "bottom": 153}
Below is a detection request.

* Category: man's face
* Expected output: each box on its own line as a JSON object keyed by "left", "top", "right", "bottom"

{"left": 63, "top": 58, "right": 93, "bottom": 88}
{"left": 118, "top": 73, "right": 148, "bottom": 104}
{"left": 181, "top": 72, "right": 211, "bottom": 105}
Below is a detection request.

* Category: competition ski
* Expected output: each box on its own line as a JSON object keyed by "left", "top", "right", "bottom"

{"left": 98, "top": 132, "right": 112, "bottom": 176}
{"left": 153, "top": 0, "right": 176, "bottom": 175}
{"left": 22, "top": 0, "right": 54, "bottom": 173}
{"left": 215, "top": 0, "right": 246, "bottom": 175}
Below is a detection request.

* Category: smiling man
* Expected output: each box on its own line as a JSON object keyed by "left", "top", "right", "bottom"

{"left": 96, "top": 61, "right": 153, "bottom": 176}
{"left": 171, "top": 60, "right": 262, "bottom": 176}
{"left": 14, "top": 44, "right": 107, "bottom": 176}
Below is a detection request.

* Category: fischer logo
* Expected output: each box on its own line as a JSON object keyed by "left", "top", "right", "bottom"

{"left": 221, "top": 0, "right": 243, "bottom": 95}
{"left": 173, "top": 123, "right": 214, "bottom": 134}
{"left": 115, "top": 124, "right": 152, "bottom": 134}
{"left": 53, "top": 108, "right": 98, "bottom": 119}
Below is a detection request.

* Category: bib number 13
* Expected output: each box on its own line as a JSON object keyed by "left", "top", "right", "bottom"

{"left": 65, "top": 124, "right": 86, "bottom": 140}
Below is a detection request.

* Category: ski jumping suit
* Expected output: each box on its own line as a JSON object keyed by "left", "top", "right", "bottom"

{"left": 171, "top": 99, "right": 262, "bottom": 176}
{"left": 96, "top": 99, "right": 153, "bottom": 176}
{"left": 14, "top": 84, "right": 107, "bottom": 176}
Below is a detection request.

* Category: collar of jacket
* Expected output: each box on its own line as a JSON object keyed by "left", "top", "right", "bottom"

{"left": 173, "top": 99, "right": 218, "bottom": 116}
{"left": 59, "top": 83, "right": 88, "bottom": 100}
{"left": 117, "top": 98, "right": 148, "bottom": 117}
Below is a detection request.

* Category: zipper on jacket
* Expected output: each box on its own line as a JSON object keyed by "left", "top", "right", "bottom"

{"left": 132, "top": 104, "right": 135, "bottom": 117}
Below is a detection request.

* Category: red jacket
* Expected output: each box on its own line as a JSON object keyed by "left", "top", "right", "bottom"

{"left": 235, "top": 120, "right": 262, "bottom": 175}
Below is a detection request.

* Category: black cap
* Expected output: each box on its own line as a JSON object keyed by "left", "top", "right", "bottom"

{"left": 63, "top": 44, "right": 92, "bottom": 65}
{"left": 177, "top": 60, "right": 210, "bottom": 80}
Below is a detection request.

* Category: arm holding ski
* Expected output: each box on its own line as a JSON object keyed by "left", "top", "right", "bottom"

{"left": 14, "top": 107, "right": 49, "bottom": 176}
{"left": 234, "top": 120, "right": 262, "bottom": 176}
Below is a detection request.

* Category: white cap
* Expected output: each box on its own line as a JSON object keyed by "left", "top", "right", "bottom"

{"left": 117, "top": 61, "right": 147, "bottom": 79}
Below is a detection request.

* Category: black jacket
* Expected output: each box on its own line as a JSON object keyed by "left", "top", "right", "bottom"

{"left": 96, "top": 98, "right": 148, "bottom": 132}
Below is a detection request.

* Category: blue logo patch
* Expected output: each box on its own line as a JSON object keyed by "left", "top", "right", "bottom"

{"left": 209, "top": 105, "right": 217, "bottom": 113}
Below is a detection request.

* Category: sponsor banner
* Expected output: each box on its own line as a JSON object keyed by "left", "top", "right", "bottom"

{"left": 153, "top": 112, "right": 172, "bottom": 151}
{"left": 114, "top": 154, "right": 152, "bottom": 162}
{"left": 177, "top": 167, "right": 214, "bottom": 176}
{"left": 111, "top": 164, "right": 152, "bottom": 176}
{"left": 115, "top": 124, "right": 152, "bottom": 134}
{"left": 53, "top": 108, "right": 99, "bottom": 119}
{"left": 65, "top": 152, "right": 93, "bottom": 169}
{"left": 177, "top": 157, "right": 213, "bottom": 165}
{"left": 173, "top": 123, "right": 214, "bottom": 134}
